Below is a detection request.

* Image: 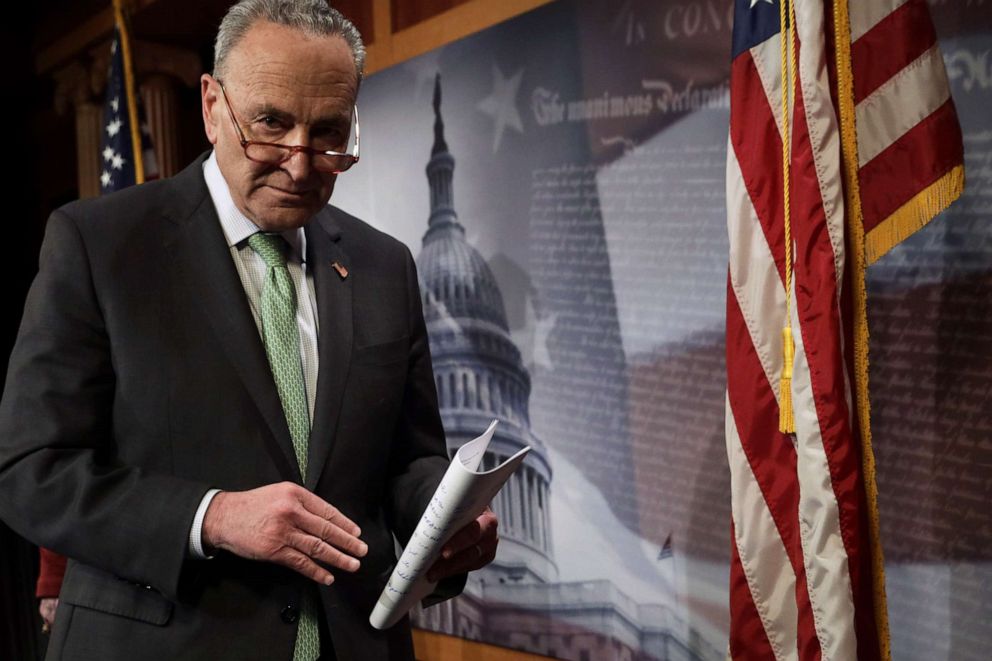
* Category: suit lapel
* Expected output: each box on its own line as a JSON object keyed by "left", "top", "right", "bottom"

{"left": 165, "top": 157, "right": 301, "bottom": 483}
{"left": 304, "top": 208, "right": 353, "bottom": 491}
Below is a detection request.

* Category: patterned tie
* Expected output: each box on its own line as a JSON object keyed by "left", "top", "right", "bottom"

{"left": 247, "top": 232, "right": 320, "bottom": 661}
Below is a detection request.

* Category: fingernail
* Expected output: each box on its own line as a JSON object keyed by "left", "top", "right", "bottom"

{"left": 350, "top": 558, "right": 360, "bottom": 571}
{"left": 359, "top": 542, "right": 368, "bottom": 555}
{"left": 324, "top": 575, "right": 334, "bottom": 586}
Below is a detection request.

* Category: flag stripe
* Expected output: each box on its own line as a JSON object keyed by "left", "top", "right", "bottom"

{"left": 729, "top": 518, "right": 780, "bottom": 661}
{"left": 726, "top": 282, "right": 822, "bottom": 659}
{"left": 751, "top": 37, "right": 787, "bottom": 143}
{"left": 851, "top": 0, "right": 936, "bottom": 104}
{"left": 858, "top": 99, "right": 963, "bottom": 232}
{"left": 848, "top": 0, "right": 911, "bottom": 43}
{"left": 788, "top": 10, "right": 861, "bottom": 656}
{"left": 730, "top": 53, "right": 787, "bottom": 285}
{"left": 855, "top": 45, "right": 950, "bottom": 166}
{"left": 726, "top": 142, "right": 786, "bottom": 393}
{"left": 727, "top": 401, "right": 797, "bottom": 661}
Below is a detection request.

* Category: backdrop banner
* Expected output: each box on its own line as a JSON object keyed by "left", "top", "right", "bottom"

{"left": 334, "top": 1, "right": 992, "bottom": 659}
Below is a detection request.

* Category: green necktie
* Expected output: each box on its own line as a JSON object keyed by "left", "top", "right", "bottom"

{"left": 248, "top": 232, "right": 319, "bottom": 661}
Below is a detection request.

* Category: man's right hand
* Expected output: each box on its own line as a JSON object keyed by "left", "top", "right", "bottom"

{"left": 201, "top": 482, "right": 367, "bottom": 585}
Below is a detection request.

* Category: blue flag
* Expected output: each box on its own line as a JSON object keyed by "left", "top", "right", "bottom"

{"left": 99, "top": 27, "right": 157, "bottom": 194}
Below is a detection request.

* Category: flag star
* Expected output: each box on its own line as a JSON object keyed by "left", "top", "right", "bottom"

{"left": 750, "top": 0, "right": 774, "bottom": 7}
{"left": 110, "top": 97, "right": 119, "bottom": 113}
{"left": 476, "top": 65, "right": 525, "bottom": 152}
{"left": 106, "top": 118, "right": 123, "bottom": 137}
{"left": 101, "top": 170, "right": 111, "bottom": 187}
{"left": 111, "top": 153, "right": 125, "bottom": 170}
{"left": 102, "top": 146, "right": 115, "bottom": 162}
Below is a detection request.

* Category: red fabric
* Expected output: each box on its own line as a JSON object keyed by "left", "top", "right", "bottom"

{"left": 36, "top": 548, "right": 67, "bottom": 598}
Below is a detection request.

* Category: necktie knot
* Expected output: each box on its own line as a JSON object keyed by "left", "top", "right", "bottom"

{"left": 248, "top": 232, "right": 289, "bottom": 268}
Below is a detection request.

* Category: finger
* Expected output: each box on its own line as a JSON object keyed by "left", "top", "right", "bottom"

{"left": 296, "top": 490, "right": 362, "bottom": 537}
{"left": 288, "top": 531, "right": 361, "bottom": 573}
{"left": 440, "top": 520, "right": 482, "bottom": 559}
{"left": 428, "top": 539, "right": 496, "bottom": 582}
{"left": 275, "top": 547, "right": 336, "bottom": 586}
{"left": 293, "top": 507, "right": 368, "bottom": 558}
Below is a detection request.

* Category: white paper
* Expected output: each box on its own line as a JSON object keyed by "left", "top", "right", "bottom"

{"left": 369, "top": 420, "right": 529, "bottom": 629}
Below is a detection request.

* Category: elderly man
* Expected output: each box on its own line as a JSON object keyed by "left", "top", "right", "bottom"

{"left": 0, "top": 1, "right": 497, "bottom": 659}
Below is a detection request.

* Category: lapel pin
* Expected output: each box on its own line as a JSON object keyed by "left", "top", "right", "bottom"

{"left": 331, "top": 261, "right": 349, "bottom": 280}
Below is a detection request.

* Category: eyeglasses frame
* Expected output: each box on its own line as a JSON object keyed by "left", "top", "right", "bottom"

{"left": 216, "top": 79, "right": 360, "bottom": 174}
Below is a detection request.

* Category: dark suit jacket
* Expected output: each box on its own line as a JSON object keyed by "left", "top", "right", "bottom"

{"left": 0, "top": 153, "right": 461, "bottom": 660}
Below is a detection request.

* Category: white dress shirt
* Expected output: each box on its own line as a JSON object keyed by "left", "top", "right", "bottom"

{"left": 188, "top": 151, "right": 321, "bottom": 558}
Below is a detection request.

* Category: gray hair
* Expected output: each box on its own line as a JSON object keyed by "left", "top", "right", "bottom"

{"left": 213, "top": 0, "right": 365, "bottom": 81}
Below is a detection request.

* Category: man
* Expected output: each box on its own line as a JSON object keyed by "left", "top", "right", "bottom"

{"left": 0, "top": 1, "right": 497, "bottom": 659}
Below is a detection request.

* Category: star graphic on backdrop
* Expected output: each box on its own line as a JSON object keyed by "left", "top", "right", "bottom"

{"left": 476, "top": 65, "right": 524, "bottom": 152}
{"left": 102, "top": 146, "right": 114, "bottom": 162}
{"left": 531, "top": 309, "right": 557, "bottom": 370}
{"left": 111, "top": 153, "right": 125, "bottom": 170}
{"left": 106, "top": 119, "right": 122, "bottom": 137}
{"left": 100, "top": 171, "right": 111, "bottom": 187}
{"left": 110, "top": 96, "right": 119, "bottom": 113}
{"left": 750, "top": 0, "right": 774, "bottom": 8}
{"left": 511, "top": 294, "right": 557, "bottom": 372}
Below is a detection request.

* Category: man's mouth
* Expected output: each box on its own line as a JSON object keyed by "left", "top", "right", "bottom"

{"left": 268, "top": 185, "right": 310, "bottom": 197}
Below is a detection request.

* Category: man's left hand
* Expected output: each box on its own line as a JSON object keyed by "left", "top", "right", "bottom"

{"left": 426, "top": 507, "right": 499, "bottom": 583}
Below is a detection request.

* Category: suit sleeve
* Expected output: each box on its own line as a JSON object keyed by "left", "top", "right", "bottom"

{"left": 384, "top": 245, "right": 467, "bottom": 605}
{"left": 0, "top": 210, "right": 209, "bottom": 601}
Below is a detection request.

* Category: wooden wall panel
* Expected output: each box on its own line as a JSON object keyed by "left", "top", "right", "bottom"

{"left": 391, "top": 0, "right": 472, "bottom": 32}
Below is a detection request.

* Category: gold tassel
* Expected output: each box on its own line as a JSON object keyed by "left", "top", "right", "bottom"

{"left": 779, "top": 326, "right": 795, "bottom": 433}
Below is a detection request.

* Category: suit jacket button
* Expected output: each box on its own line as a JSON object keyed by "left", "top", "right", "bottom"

{"left": 281, "top": 605, "right": 299, "bottom": 624}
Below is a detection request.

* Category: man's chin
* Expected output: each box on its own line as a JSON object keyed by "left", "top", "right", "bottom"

{"left": 251, "top": 191, "right": 326, "bottom": 230}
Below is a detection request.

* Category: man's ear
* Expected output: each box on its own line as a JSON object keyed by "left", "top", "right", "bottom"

{"left": 201, "top": 74, "right": 220, "bottom": 145}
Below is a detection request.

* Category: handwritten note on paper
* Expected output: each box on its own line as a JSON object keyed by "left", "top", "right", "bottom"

{"left": 369, "top": 420, "right": 530, "bottom": 630}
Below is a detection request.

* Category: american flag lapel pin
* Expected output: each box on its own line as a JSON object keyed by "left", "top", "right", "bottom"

{"left": 331, "top": 261, "right": 349, "bottom": 280}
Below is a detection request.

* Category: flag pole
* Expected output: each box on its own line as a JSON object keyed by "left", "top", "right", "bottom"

{"left": 113, "top": 0, "right": 145, "bottom": 184}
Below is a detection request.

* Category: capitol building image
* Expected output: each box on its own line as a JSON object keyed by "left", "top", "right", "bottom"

{"left": 409, "top": 75, "right": 715, "bottom": 661}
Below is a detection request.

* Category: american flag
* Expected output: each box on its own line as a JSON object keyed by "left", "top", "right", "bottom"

{"left": 99, "top": 25, "right": 158, "bottom": 194}
{"left": 725, "top": 0, "right": 963, "bottom": 659}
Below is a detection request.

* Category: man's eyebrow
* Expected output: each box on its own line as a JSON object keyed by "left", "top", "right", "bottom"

{"left": 247, "top": 103, "right": 295, "bottom": 121}
{"left": 245, "top": 104, "right": 349, "bottom": 129}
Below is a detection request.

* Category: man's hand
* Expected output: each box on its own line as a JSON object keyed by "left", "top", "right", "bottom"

{"left": 426, "top": 507, "right": 499, "bottom": 583}
{"left": 39, "top": 597, "right": 58, "bottom": 632}
{"left": 202, "top": 482, "right": 367, "bottom": 585}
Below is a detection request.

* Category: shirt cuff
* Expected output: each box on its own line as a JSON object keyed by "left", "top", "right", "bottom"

{"left": 188, "top": 488, "right": 222, "bottom": 559}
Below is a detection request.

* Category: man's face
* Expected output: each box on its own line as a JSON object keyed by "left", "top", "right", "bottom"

{"left": 201, "top": 21, "right": 359, "bottom": 231}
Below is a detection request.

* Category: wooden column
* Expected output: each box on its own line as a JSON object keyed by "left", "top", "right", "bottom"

{"left": 139, "top": 73, "right": 182, "bottom": 178}
{"left": 54, "top": 61, "right": 102, "bottom": 199}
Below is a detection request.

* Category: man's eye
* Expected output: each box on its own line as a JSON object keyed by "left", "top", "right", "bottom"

{"left": 260, "top": 116, "right": 281, "bottom": 128}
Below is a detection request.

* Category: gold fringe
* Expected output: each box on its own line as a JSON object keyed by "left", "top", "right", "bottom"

{"left": 832, "top": 1, "right": 891, "bottom": 658}
{"left": 779, "top": 326, "right": 796, "bottom": 433}
{"left": 865, "top": 166, "right": 965, "bottom": 265}
{"left": 114, "top": 0, "right": 145, "bottom": 184}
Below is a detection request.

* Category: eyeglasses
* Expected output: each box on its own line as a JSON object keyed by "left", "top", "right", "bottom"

{"left": 217, "top": 80, "right": 360, "bottom": 174}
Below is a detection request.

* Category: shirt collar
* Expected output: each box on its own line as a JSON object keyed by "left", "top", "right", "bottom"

{"left": 202, "top": 151, "right": 307, "bottom": 262}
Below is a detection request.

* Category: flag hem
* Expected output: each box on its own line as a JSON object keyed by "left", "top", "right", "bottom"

{"left": 864, "top": 165, "right": 965, "bottom": 265}
{"left": 831, "top": 1, "right": 890, "bottom": 658}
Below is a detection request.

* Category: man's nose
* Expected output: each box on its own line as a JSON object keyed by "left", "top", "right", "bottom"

{"left": 281, "top": 147, "right": 313, "bottom": 181}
